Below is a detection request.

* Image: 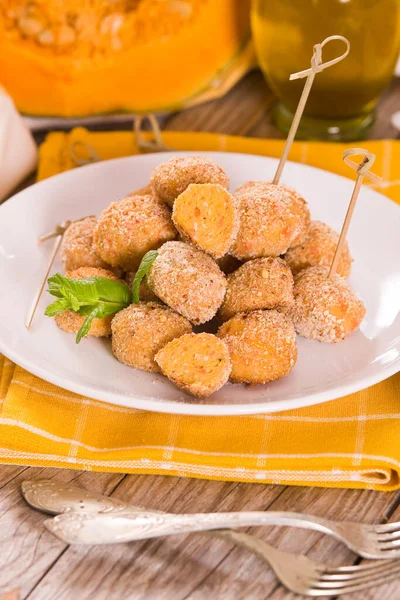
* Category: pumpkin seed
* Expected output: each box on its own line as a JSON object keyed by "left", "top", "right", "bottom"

{"left": 57, "top": 25, "right": 76, "bottom": 47}
{"left": 100, "top": 13, "right": 124, "bottom": 35}
{"left": 37, "top": 29, "right": 55, "bottom": 46}
{"left": 18, "top": 17, "right": 43, "bottom": 37}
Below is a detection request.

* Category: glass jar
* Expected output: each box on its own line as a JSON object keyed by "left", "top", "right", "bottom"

{"left": 251, "top": 0, "right": 400, "bottom": 140}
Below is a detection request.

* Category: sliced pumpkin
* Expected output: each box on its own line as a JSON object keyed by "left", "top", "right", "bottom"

{"left": 0, "top": 0, "right": 251, "bottom": 116}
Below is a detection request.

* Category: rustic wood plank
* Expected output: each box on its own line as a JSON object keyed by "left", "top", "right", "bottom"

{"left": 186, "top": 486, "right": 400, "bottom": 600}
{"left": 337, "top": 491, "right": 400, "bottom": 600}
{"left": 165, "top": 71, "right": 274, "bottom": 138}
{"left": 370, "top": 78, "right": 400, "bottom": 140}
{"left": 0, "top": 467, "right": 125, "bottom": 599}
{"left": 24, "top": 477, "right": 400, "bottom": 600}
{"left": 26, "top": 475, "right": 285, "bottom": 600}
{"left": 0, "top": 466, "right": 29, "bottom": 489}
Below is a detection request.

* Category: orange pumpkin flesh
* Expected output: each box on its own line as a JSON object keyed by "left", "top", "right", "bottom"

{"left": 0, "top": 0, "right": 251, "bottom": 117}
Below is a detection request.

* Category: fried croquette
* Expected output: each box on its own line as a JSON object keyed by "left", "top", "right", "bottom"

{"left": 147, "top": 241, "right": 227, "bottom": 325}
{"left": 111, "top": 302, "right": 192, "bottom": 372}
{"left": 219, "top": 257, "right": 294, "bottom": 321}
{"left": 61, "top": 217, "right": 110, "bottom": 272}
{"left": 284, "top": 220, "right": 352, "bottom": 278}
{"left": 231, "top": 182, "right": 310, "bottom": 259}
{"left": 155, "top": 333, "right": 231, "bottom": 397}
{"left": 93, "top": 193, "right": 176, "bottom": 271}
{"left": 150, "top": 156, "right": 229, "bottom": 207}
{"left": 217, "top": 310, "right": 297, "bottom": 384}
{"left": 172, "top": 183, "right": 239, "bottom": 259}
{"left": 289, "top": 266, "right": 366, "bottom": 342}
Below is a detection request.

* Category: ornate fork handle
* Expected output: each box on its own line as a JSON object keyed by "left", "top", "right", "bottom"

{"left": 46, "top": 509, "right": 343, "bottom": 546}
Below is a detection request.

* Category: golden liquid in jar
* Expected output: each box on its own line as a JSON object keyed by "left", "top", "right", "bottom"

{"left": 251, "top": 0, "right": 400, "bottom": 120}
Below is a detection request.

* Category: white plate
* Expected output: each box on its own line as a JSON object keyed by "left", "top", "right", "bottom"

{"left": 0, "top": 152, "right": 399, "bottom": 415}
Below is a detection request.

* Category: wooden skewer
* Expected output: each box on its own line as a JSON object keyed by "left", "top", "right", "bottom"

{"left": 25, "top": 233, "right": 64, "bottom": 329}
{"left": 134, "top": 114, "right": 170, "bottom": 154}
{"left": 273, "top": 35, "right": 350, "bottom": 186}
{"left": 25, "top": 217, "right": 92, "bottom": 329}
{"left": 329, "top": 148, "right": 382, "bottom": 279}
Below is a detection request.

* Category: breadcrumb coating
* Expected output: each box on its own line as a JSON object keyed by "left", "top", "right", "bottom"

{"left": 147, "top": 241, "right": 227, "bottom": 325}
{"left": 61, "top": 216, "right": 110, "bottom": 272}
{"left": 289, "top": 266, "right": 366, "bottom": 343}
{"left": 219, "top": 257, "right": 294, "bottom": 321}
{"left": 155, "top": 332, "right": 231, "bottom": 397}
{"left": 231, "top": 181, "right": 310, "bottom": 259}
{"left": 111, "top": 302, "right": 192, "bottom": 372}
{"left": 150, "top": 156, "right": 229, "bottom": 206}
{"left": 93, "top": 193, "right": 176, "bottom": 271}
{"left": 284, "top": 220, "right": 353, "bottom": 278}
{"left": 218, "top": 309, "right": 297, "bottom": 384}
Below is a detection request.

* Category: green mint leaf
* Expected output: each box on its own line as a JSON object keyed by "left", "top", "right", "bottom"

{"left": 44, "top": 298, "right": 71, "bottom": 317}
{"left": 77, "top": 301, "right": 127, "bottom": 318}
{"left": 65, "top": 290, "right": 80, "bottom": 312}
{"left": 45, "top": 273, "right": 132, "bottom": 337}
{"left": 47, "top": 273, "right": 67, "bottom": 298}
{"left": 76, "top": 307, "right": 101, "bottom": 344}
{"left": 132, "top": 250, "right": 158, "bottom": 303}
{"left": 92, "top": 278, "right": 132, "bottom": 305}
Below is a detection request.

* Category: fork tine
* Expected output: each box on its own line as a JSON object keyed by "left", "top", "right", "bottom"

{"left": 307, "top": 567, "right": 400, "bottom": 596}
{"left": 378, "top": 539, "right": 400, "bottom": 550}
{"left": 373, "top": 548, "right": 400, "bottom": 559}
{"left": 378, "top": 531, "right": 400, "bottom": 542}
{"left": 323, "top": 559, "right": 398, "bottom": 573}
{"left": 375, "top": 522, "right": 400, "bottom": 533}
{"left": 312, "top": 562, "right": 400, "bottom": 590}
{"left": 320, "top": 560, "right": 400, "bottom": 581}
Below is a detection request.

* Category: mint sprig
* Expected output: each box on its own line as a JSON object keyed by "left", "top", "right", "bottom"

{"left": 45, "top": 274, "right": 132, "bottom": 343}
{"left": 131, "top": 250, "right": 158, "bottom": 303}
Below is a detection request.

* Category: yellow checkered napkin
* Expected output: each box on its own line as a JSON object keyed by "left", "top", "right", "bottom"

{"left": 1, "top": 130, "right": 399, "bottom": 490}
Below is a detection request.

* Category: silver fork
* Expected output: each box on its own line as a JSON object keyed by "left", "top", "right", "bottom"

{"left": 44, "top": 506, "right": 400, "bottom": 560}
{"left": 217, "top": 530, "right": 400, "bottom": 596}
{"left": 22, "top": 480, "right": 400, "bottom": 597}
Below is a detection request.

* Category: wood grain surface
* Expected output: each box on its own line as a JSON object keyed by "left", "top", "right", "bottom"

{"left": 0, "top": 71, "right": 399, "bottom": 599}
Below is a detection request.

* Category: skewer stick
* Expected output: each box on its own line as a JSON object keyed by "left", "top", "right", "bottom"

{"left": 329, "top": 148, "right": 381, "bottom": 279}
{"left": 25, "top": 234, "right": 63, "bottom": 329}
{"left": 272, "top": 35, "right": 350, "bottom": 186}
{"left": 25, "top": 217, "right": 91, "bottom": 329}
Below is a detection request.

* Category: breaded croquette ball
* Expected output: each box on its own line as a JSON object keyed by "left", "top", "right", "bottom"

{"left": 172, "top": 183, "right": 239, "bottom": 259}
{"left": 131, "top": 184, "right": 162, "bottom": 202}
{"left": 125, "top": 271, "right": 158, "bottom": 302}
{"left": 219, "top": 257, "right": 294, "bottom": 322}
{"left": 284, "top": 220, "right": 353, "bottom": 278}
{"left": 147, "top": 241, "right": 227, "bottom": 325}
{"left": 289, "top": 266, "right": 366, "bottom": 343}
{"left": 111, "top": 302, "right": 192, "bottom": 372}
{"left": 155, "top": 333, "right": 231, "bottom": 397}
{"left": 234, "top": 180, "right": 261, "bottom": 196}
{"left": 61, "top": 217, "right": 110, "bottom": 272}
{"left": 231, "top": 182, "right": 310, "bottom": 259}
{"left": 55, "top": 267, "right": 122, "bottom": 338}
{"left": 150, "top": 156, "right": 229, "bottom": 207}
{"left": 217, "top": 310, "right": 297, "bottom": 384}
{"left": 93, "top": 194, "right": 176, "bottom": 271}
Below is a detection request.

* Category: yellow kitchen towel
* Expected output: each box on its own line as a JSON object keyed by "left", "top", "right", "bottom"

{"left": 1, "top": 130, "right": 399, "bottom": 491}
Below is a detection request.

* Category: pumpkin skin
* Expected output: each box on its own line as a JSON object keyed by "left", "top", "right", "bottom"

{"left": 0, "top": 0, "right": 251, "bottom": 117}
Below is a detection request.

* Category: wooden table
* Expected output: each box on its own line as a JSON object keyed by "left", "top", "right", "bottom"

{"left": 1, "top": 72, "right": 399, "bottom": 600}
